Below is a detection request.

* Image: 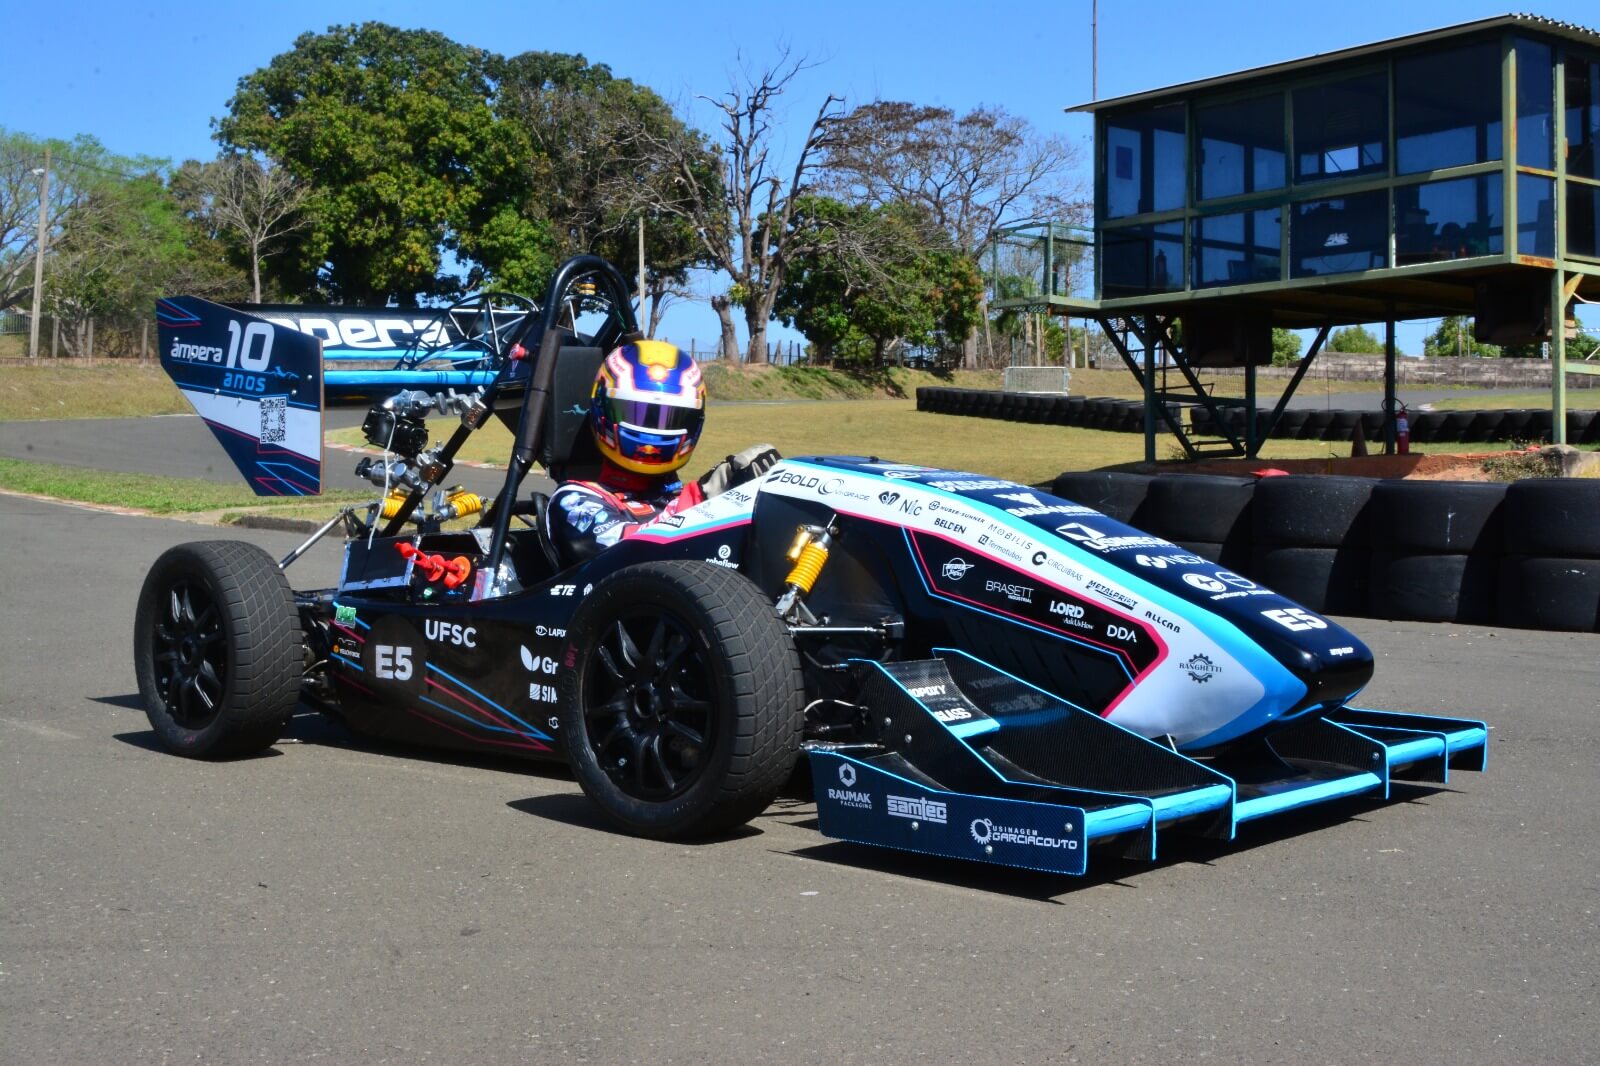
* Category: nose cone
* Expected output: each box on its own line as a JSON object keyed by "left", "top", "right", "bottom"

{"left": 1263, "top": 621, "right": 1375, "bottom": 719}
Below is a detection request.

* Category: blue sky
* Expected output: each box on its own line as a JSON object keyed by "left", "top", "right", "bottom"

{"left": 4, "top": 0, "right": 1596, "bottom": 352}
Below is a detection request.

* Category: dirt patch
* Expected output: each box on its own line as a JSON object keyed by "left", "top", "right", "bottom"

{"left": 1133, "top": 451, "right": 1507, "bottom": 481}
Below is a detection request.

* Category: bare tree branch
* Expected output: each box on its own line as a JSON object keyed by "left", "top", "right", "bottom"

{"left": 202, "top": 155, "right": 309, "bottom": 303}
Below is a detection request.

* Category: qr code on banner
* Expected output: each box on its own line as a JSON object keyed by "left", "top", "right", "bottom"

{"left": 259, "top": 396, "right": 287, "bottom": 444}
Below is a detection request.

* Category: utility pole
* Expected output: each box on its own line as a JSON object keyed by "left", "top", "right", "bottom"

{"left": 637, "top": 215, "right": 646, "bottom": 327}
{"left": 1092, "top": 0, "right": 1098, "bottom": 101}
{"left": 28, "top": 148, "right": 50, "bottom": 359}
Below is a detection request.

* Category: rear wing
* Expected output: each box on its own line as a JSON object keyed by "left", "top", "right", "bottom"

{"left": 156, "top": 297, "right": 325, "bottom": 496}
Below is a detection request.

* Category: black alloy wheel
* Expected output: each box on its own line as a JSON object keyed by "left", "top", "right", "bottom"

{"left": 559, "top": 561, "right": 805, "bottom": 839}
{"left": 134, "top": 541, "right": 302, "bottom": 758}
{"left": 584, "top": 609, "right": 717, "bottom": 801}
{"left": 152, "top": 578, "right": 227, "bottom": 730}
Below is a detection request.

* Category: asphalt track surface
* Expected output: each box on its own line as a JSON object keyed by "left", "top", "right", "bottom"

{"left": 2, "top": 495, "right": 1597, "bottom": 1064}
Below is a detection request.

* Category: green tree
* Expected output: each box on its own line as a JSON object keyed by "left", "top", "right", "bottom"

{"left": 1270, "top": 328, "right": 1303, "bottom": 366}
{"left": 1327, "top": 324, "right": 1381, "bottom": 353}
{"left": 217, "top": 23, "right": 534, "bottom": 304}
{"left": 494, "top": 50, "right": 717, "bottom": 313}
{"left": 1423, "top": 315, "right": 1500, "bottom": 357}
{"left": 45, "top": 166, "right": 227, "bottom": 354}
{"left": 775, "top": 197, "right": 981, "bottom": 365}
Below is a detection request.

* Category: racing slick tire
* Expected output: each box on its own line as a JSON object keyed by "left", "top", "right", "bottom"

{"left": 133, "top": 541, "right": 301, "bottom": 759}
{"left": 558, "top": 561, "right": 805, "bottom": 839}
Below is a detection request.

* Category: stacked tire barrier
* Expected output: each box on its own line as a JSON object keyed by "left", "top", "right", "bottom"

{"left": 1144, "top": 474, "right": 1254, "bottom": 570}
{"left": 1498, "top": 479, "right": 1600, "bottom": 631}
{"left": 1249, "top": 476, "right": 1375, "bottom": 615}
{"left": 1369, "top": 481, "right": 1504, "bottom": 623}
{"left": 1041, "top": 471, "right": 1600, "bottom": 632}
{"left": 916, "top": 386, "right": 1594, "bottom": 443}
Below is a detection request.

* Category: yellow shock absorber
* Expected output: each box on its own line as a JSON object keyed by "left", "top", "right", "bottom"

{"left": 445, "top": 490, "right": 484, "bottom": 520}
{"left": 379, "top": 490, "right": 410, "bottom": 519}
{"left": 784, "top": 540, "right": 830, "bottom": 594}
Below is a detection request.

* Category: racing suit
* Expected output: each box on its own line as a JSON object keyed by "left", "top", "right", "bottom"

{"left": 548, "top": 461, "right": 704, "bottom": 565}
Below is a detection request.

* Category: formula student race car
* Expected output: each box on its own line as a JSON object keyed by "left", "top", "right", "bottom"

{"left": 135, "top": 256, "right": 1487, "bottom": 876}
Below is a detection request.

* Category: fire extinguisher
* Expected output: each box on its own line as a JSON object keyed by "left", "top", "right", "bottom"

{"left": 1395, "top": 402, "right": 1411, "bottom": 455}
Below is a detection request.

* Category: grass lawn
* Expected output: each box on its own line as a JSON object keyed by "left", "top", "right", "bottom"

{"left": 0, "top": 356, "right": 1410, "bottom": 424}
{"left": 329, "top": 399, "right": 1510, "bottom": 487}
{"left": 0, "top": 361, "right": 187, "bottom": 420}
{"left": 1428, "top": 390, "right": 1600, "bottom": 411}
{"left": 0, "top": 457, "right": 370, "bottom": 514}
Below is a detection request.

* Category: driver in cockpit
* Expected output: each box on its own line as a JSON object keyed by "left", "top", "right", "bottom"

{"left": 548, "top": 340, "right": 707, "bottom": 564}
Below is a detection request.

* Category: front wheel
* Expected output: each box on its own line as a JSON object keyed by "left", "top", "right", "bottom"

{"left": 558, "top": 561, "right": 805, "bottom": 839}
{"left": 133, "top": 541, "right": 302, "bottom": 758}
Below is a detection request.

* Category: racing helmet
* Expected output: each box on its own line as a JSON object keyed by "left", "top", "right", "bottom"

{"left": 589, "top": 340, "right": 706, "bottom": 476}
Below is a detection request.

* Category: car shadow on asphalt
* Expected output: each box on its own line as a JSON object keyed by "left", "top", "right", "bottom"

{"left": 505, "top": 794, "right": 765, "bottom": 844}
{"left": 104, "top": 698, "right": 580, "bottom": 780}
{"left": 775, "top": 784, "right": 1457, "bottom": 903}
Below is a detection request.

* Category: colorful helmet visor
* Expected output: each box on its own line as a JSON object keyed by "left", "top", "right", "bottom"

{"left": 601, "top": 395, "right": 704, "bottom": 435}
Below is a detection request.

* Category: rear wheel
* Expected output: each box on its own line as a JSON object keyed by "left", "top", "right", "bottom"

{"left": 558, "top": 561, "right": 804, "bottom": 839}
{"left": 133, "top": 541, "right": 301, "bottom": 758}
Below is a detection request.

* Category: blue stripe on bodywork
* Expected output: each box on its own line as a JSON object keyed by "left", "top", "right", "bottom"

{"left": 782, "top": 459, "right": 1307, "bottom": 748}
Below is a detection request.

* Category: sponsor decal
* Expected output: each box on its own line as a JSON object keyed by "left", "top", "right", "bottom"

{"left": 970, "top": 817, "right": 1078, "bottom": 851}
{"left": 334, "top": 604, "right": 358, "bottom": 625}
{"left": 985, "top": 579, "right": 1034, "bottom": 604}
{"left": 942, "top": 558, "right": 975, "bottom": 581}
{"left": 767, "top": 470, "right": 821, "bottom": 490}
{"left": 1144, "top": 610, "right": 1180, "bottom": 634}
{"left": 878, "top": 491, "right": 901, "bottom": 506}
{"left": 1329, "top": 645, "right": 1355, "bottom": 657}
{"left": 723, "top": 488, "right": 753, "bottom": 504}
{"left": 168, "top": 340, "right": 226, "bottom": 364}
{"left": 930, "top": 705, "right": 972, "bottom": 723}
{"left": 1105, "top": 623, "right": 1140, "bottom": 644}
{"left": 533, "top": 625, "right": 566, "bottom": 638}
{"left": 704, "top": 543, "right": 738, "bottom": 569}
{"left": 905, "top": 684, "right": 947, "bottom": 699}
{"left": 827, "top": 761, "right": 871, "bottom": 809}
{"left": 657, "top": 515, "right": 686, "bottom": 528}
{"left": 878, "top": 467, "right": 931, "bottom": 480}
{"left": 977, "top": 532, "right": 1027, "bottom": 563}
{"left": 1133, "top": 552, "right": 1207, "bottom": 569}
{"left": 991, "top": 693, "right": 1050, "bottom": 714}
{"left": 817, "top": 479, "right": 869, "bottom": 502}
{"left": 1054, "top": 521, "right": 1171, "bottom": 553}
{"left": 520, "top": 646, "right": 559, "bottom": 675}
{"left": 1086, "top": 580, "right": 1136, "bottom": 610}
{"left": 1183, "top": 653, "right": 1222, "bottom": 684}
{"left": 1262, "top": 607, "right": 1328, "bottom": 632}
{"left": 933, "top": 516, "right": 968, "bottom": 536}
{"left": 424, "top": 620, "right": 477, "bottom": 648}
{"left": 1030, "top": 549, "right": 1048, "bottom": 566}
{"left": 887, "top": 795, "right": 948, "bottom": 824}
{"left": 1043, "top": 556, "right": 1085, "bottom": 582}
{"left": 1183, "top": 572, "right": 1229, "bottom": 594}
{"left": 1048, "top": 599, "right": 1093, "bottom": 630}
{"left": 521, "top": 645, "right": 560, "bottom": 699}
{"left": 926, "top": 478, "right": 1020, "bottom": 492}
{"left": 550, "top": 584, "right": 578, "bottom": 597}
{"left": 264, "top": 313, "right": 448, "bottom": 351}
{"left": 995, "top": 492, "right": 1100, "bottom": 518}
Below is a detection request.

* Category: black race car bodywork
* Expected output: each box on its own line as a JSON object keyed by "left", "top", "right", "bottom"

{"left": 137, "top": 256, "right": 1487, "bottom": 877}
